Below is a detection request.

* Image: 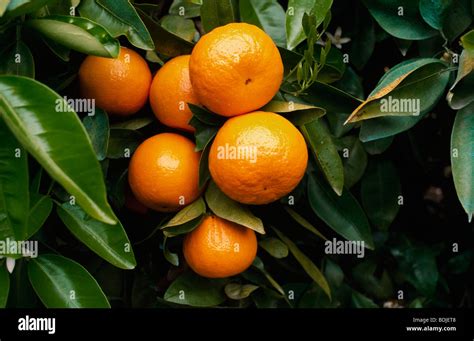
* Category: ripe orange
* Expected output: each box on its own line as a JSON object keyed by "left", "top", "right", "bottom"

{"left": 149, "top": 55, "right": 198, "bottom": 132}
{"left": 189, "top": 23, "right": 283, "bottom": 117}
{"left": 183, "top": 215, "right": 257, "bottom": 278}
{"left": 209, "top": 111, "right": 308, "bottom": 205}
{"left": 79, "top": 46, "right": 152, "bottom": 116}
{"left": 128, "top": 133, "right": 200, "bottom": 212}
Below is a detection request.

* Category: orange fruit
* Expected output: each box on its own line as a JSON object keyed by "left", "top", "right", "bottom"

{"left": 209, "top": 111, "right": 308, "bottom": 205}
{"left": 183, "top": 215, "right": 257, "bottom": 278}
{"left": 128, "top": 133, "right": 200, "bottom": 212}
{"left": 79, "top": 46, "right": 152, "bottom": 116}
{"left": 149, "top": 55, "right": 198, "bottom": 132}
{"left": 189, "top": 23, "right": 283, "bottom": 117}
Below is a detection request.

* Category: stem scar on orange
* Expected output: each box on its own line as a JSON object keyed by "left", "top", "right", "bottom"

{"left": 79, "top": 46, "right": 152, "bottom": 116}
{"left": 128, "top": 133, "right": 201, "bottom": 212}
{"left": 189, "top": 23, "right": 283, "bottom": 117}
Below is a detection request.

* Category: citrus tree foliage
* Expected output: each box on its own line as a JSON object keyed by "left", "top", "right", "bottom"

{"left": 0, "top": 0, "right": 473, "bottom": 308}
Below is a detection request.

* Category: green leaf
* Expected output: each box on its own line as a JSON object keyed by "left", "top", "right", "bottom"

{"left": 363, "top": 0, "right": 437, "bottom": 40}
{"left": 200, "top": 0, "right": 238, "bottom": 33}
{"left": 188, "top": 103, "right": 226, "bottom": 126}
{"left": 78, "top": 0, "right": 154, "bottom": 50}
{"left": 189, "top": 116, "right": 219, "bottom": 151}
{"left": 225, "top": 283, "right": 259, "bottom": 300}
{"left": 83, "top": 109, "right": 109, "bottom": 161}
{"left": 239, "top": 0, "right": 286, "bottom": 47}
{"left": 450, "top": 103, "right": 474, "bottom": 222}
{"left": 26, "top": 193, "right": 52, "bottom": 239}
{"left": 361, "top": 159, "right": 401, "bottom": 230}
{"left": 351, "top": 290, "right": 378, "bottom": 308}
{"left": 0, "top": 119, "right": 29, "bottom": 242}
{"left": 57, "top": 202, "right": 136, "bottom": 270}
{"left": 261, "top": 100, "right": 326, "bottom": 126}
{"left": 441, "top": 0, "right": 472, "bottom": 43}
{"left": 205, "top": 181, "right": 265, "bottom": 234}
{"left": 28, "top": 254, "right": 110, "bottom": 308}
{"left": 0, "top": 76, "right": 116, "bottom": 224}
{"left": 137, "top": 7, "right": 193, "bottom": 57}
{"left": 110, "top": 116, "right": 153, "bottom": 130}
{"left": 26, "top": 15, "right": 120, "bottom": 58}
{"left": 163, "top": 236, "right": 179, "bottom": 266}
{"left": 0, "top": 265, "right": 9, "bottom": 307}
{"left": 198, "top": 137, "right": 212, "bottom": 189}
{"left": 164, "top": 271, "right": 226, "bottom": 307}
{"left": 250, "top": 257, "right": 285, "bottom": 295}
{"left": 346, "top": 60, "right": 449, "bottom": 123}
{"left": 0, "top": 41, "right": 35, "bottom": 78}
{"left": 358, "top": 58, "right": 450, "bottom": 141}
{"left": 419, "top": 0, "right": 452, "bottom": 30}
{"left": 0, "top": 0, "right": 11, "bottom": 16}
{"left": 272, "top": 227, "right": 331, "bottom": 298}
{"left": 162, "top": 215, "right": 204, "bottom": 238}
{"left": 106, "top": 128, "right": 142, "bottom": 159}
{"left": 285, "top": 0, "right": 333, "bottom": 50}
{"left": 283, "top": 206, "right": 327, "bottom": 240}
{"left": 448, "top": 48, "right": 474, "bottom": 110}
{"left": 161, "top": 197, "right": 206, "bottom": 228}
{"left": 169, "top": 0, "right": 201, "bottom": 18}
{"left": 315, "top": 45, "right": 346, "bottom": 84}
{"left": 462, "top": 29, "right": 474, "bottom": 52}
{"left": 308, "top": 172, "right": 374, "bottom": 249}
{"left": 4, "top": 0, "right": 53, "bottom": 19}
{"left": 302, "top": 119, "right": 344, "bottom": 196}
{"left": 363, "top": 135, "right": 394, "bottom": 155}
{"left": 350, "top": 8, "right": 375, "bottom": 71}
{"left": 339, "top": 136, "right": 368, "bottom": 188}
{"left": 259, "top": 237, "right": 288, "bottom": 258}
{"left": 160, "top": 15, "right": 196, "bottom": 42}
{"left": 352, "top": 259, "right": 393, "bottom": 299}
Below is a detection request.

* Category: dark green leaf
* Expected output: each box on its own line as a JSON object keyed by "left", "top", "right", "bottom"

{"left": 363, "top": 135, "right": 394, "bottom": 155}
{"left": 164, "top": 271, "right": 226, "bottom": 307}
{"left": 251, "top": 257, "right": 285, "bottom": 295}
{"left": 302, "top": 119, "right": 344, "bottom": 195}
{"left": 225, "top": 283, "right": 259, "bottom": 299}
{"left": 189, "top": 116, "right": 218, "bottom": 151}
{"left": 308, "top": 172, "right": 374, "bottom": 249}
{"left": 110, "top": 117, "right": 153, "bottom": 130}
{"left": 0, "top": 41, "right": 35, "bottom": 78}
{"left": 4, "top": 0, "right": 54, "bottom": 19}
{"left": 161, "top": 15, "right": 196, "bottom": 42}
{"left": 162, "top": 215, "right": 204, "bottom": 237}
{"left": 352, "top": 259, "right": 394, "bottom": 299}
{"left": 83, "top": 109, "right": 109, "bottom": 161}
{"left": 26, "top": 15, "right": 120, "bottom": 58}
{"left": 106, "top": 128, "right": 142, "bottom": 159}
{"left": 200, "top": 0, "right": 238, "bottom": 33}
{"left": 259, "top": 237, "right": 288, "bottom": 258}
{"left": 78, "top": 0, "right": 154, "bottom": 50}
{"left": 283, "top": 206, "right": 327, "bottom": 240}
{"left": 351, "top": 290, "right": 378, "bottom": 308}
{"left": 0, "top": 265, "right": 9, "bottom": 307}
{"left": 419, "top": 0, "right": 452, "bottom": 30}
{"left": 169, "top": 0, "right": 201, "bottom": 18}
{"left": 350, "top": 8, "right": 375, "bottom": 71}
{"left": 239, "top": 0, "right": 286, "bottom": 47}
{"left": 163, "top": 236, "right": 179, "bottom": 266}
{"left": 0, "top": 76, "right": 116, "bottom": 224}
{"left": 26, "top": 193, "right": 52, "bottom": 239}
{"left": 28, "top": 254, "right": 110, "bottom": 308}
{"left": 339, "top": 136, "right": 368, "bottom": 188}
{"left": 188, "top": 103, "right": 226, "bottom": 126}
{"left": 441, "top": 0, "right": 472, "bottom": 42}
{"left": 198, "top": 137, "right": 212, "bottom": 189}
{"left": 451, "top": 103, "right": 474, "bottom": 221}
{"left": 448, "top": 48, "right": 474, "bottom": 110}
{"left": 205, "top": 181, "right": 265, "bottom": 234}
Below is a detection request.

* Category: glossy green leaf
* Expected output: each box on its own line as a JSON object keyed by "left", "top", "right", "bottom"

{"left": 308, "top": 172, "right": 374, "bottom": 249}
{"left": 0, "top": 265, "right": 9, "bottom": 307}
{"left": 205, "top": 181, "right": 265, "bottom": 234}
{"left": 315, "top": 45, "right": 346, "bottom": 84}
{"left": 200, "top": 0, "right": 237, "bottom": 33}
{"left": 302, "top": 119, "right": 344, "bottom": 196}
{"left": 4, "top": 0, "right": 53, "bottom": 19}
{"left": 169, "top": 0, "right": 201, "bottom": 18}
{"left": 0, "top": 41, "right": 35, "bottom": 78}
{"left": 283, "top": 206, "right": 327, "bottom": 240}
{"left": 189, "top": 116, "right": 219, "bottom": 151}
{"left": 188, "top": 103, "right": 226, "bottom": 126}
{"left": 26, "top": 15, "right": 120, "bottom": 58}
{"left": 361, "top": 159, "right": 401, "bottom": 230}
{"left": 160, "top": 15, "right": 196, "bottom": 42}
{"left": 419, "top": 0, "right": 452, "bottom": 29}
{"left": 26, "top": 193, "right": 52, "bottom": 239}
{"left": 161, "top": 198, "right": 206, "bottom": 228}
{"left": 0, "top": 119, "right": 29, "bottom": 242}
{"left": 137, "top": 7, "right": 193, "bottom": 57}
{"left": 28, "top": 254, "right": 110, "bottom": 308}
{"left": 363, "top": 135, "right": 394, "bottom": 155}
{"left": 346, "top": 60, "right": 449, "bottom": 123}
{"left": 441, "top": 0, "right": 472, "bottom": 42}
{"left": 0, "top": 76, "right": 116, "bottom": 224}
{"left": 57, "top": 202, "right": 136, "bottom": 269}
{"left": 448, "top": 48, "right": 474, "bottom": 110}
{"left": 363, "top": 0, "right": 437, "bottom": 40}
{"left": 239, "top": 0, "right": 286, "bottom": 47}
{"left": 198, "top": 137, "right": 212, "bottom": 189}
{"left": 106, "top": 128, "right": 142, "bottom": 159}
{"left": 225, "top": 283, "right": 259, "bottom": 300}
{"left": 339, "top": 136, "right": 368, "bottom": 188}
{"left": 162, "top": 236, "right": 179, "bottom": 266}
{"left": 164, "top": 271, "right": 226, "bottom": 307}
{"left": 78, "top": 0, "right": 154, "bottom": 50}
{"left": 259, "top": 237, "right": 288, "bottom": 258}
{"left": 83, "top": 109, "right": 109, "bottom": 161}
{"left": 162, "top": 215, "right": 204, "bottom": 238}
{"left": 451, "top": 103, "right": 474, "bottom": 222}
{"left": 272, "top": 227, "right": 330, "bottom": 298}
{"left": 285, "top": 0, "right": 333, "bottom": 50}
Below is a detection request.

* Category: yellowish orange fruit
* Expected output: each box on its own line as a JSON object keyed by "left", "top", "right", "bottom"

{"left": 209, "top": 111, "right": 308, "bottom": 205}
{"left": 79, "top": 46, "right": 151, "bottom": 116}
{"left": 183, "top": 215, "right": 257, "bottom": 278}
{"left": 189, "top": 23, "right": 283, "bottom": 117}
{"left": 149, "top": 55, "right": 199, "bottom": 132}
{"left": 128, "top": 133, "right": 200, "bottom": 212}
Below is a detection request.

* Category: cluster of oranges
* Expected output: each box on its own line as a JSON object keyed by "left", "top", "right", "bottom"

{"left": 78, "top": 23, "right": 308, "bottom": 279}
